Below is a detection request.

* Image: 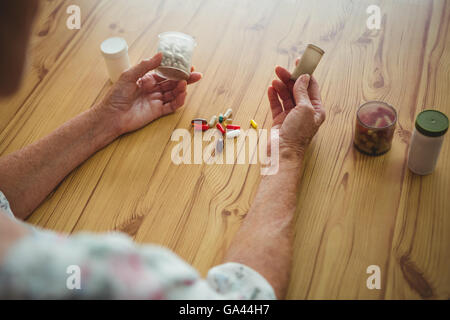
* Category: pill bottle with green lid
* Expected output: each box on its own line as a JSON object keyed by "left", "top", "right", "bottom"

{"left": 407, "top": 110, "right": 449, "bottom": 175}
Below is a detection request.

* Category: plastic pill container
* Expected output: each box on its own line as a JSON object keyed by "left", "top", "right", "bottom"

{"left": 407, "top": 110, "right": 448, "bottom": 175}
{"left": 354, "top": 101, "right": 397, "bottom": 156}
{"left": 291, "top": 44, "right": 325, "bottom": 80}
{"left": 100, "top": 37, "right": 131, "bottom": 82}
{"left": 156, "top": 32, "right": 196, "bottom": 81}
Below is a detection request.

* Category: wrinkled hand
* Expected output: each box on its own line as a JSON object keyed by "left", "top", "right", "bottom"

{"left": 98, "top": 52, "right": 202, "bottom": 135}
{"left": 267, "top": 60, "right": 326, "bottom": 156}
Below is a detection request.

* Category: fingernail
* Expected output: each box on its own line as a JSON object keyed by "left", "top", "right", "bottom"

{"left": 300, "top": 74, "right": 310, "bottom": 82}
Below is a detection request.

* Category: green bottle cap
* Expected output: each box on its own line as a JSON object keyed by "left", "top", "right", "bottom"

{"left": 415, "top": 110, "right": 449, "bottom": 137}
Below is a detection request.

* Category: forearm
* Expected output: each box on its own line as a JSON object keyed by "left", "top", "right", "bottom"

{"left": 0, "top": 106, "right": 119, "bottom": 220}
{"left": 224, "top": 148, "right": 304, "bottom": 299}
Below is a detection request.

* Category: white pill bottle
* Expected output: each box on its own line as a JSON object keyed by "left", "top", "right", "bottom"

{"left": 100, "top": 37, "right": 131, "bottom": 83}
{"left": 407, "top": 110, "right": 448, "bottom": 175}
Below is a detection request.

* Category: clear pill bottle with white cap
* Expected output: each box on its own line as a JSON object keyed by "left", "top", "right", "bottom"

{"left": 100, "top": 37, "right": 131, "bottom": 82}
{"left": 407, "top": 110, "right": 448, "bottom": 175}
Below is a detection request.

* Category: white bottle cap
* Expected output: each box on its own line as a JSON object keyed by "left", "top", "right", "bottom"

{"left": 100, "top": 37, "right": 128, "bottom": 59}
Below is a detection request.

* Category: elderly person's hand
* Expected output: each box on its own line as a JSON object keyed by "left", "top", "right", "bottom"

{"left": 267, "top": 61, "right": 325, "bottom": 156}
{"left": 97, "top": 52, "right": 202, "bottom": 135}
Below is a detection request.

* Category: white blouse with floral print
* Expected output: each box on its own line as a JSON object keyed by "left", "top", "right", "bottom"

{"left": 0, "top": 191, "right": 275, "bottom": 300}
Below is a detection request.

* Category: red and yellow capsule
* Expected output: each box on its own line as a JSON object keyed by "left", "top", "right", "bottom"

{"left": 226, "top": 125, "right": 240, "bottom": 130}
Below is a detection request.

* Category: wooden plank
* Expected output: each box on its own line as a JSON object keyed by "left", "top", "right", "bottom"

{"left": 0, "top": 0, "right": 102, "bottom": 133}
{"left": 1, "top": 0, "right": 448, "bottom": 299}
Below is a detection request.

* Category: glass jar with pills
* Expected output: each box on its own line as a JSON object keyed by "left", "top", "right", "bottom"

{"left": 156, "top": 32, "right": 196, "bottom": 81}
{"left": 354, "top": 101, "right": 397, "bottom": 156}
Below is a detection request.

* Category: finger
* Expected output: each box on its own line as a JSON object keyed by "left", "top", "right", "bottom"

{"left": 144, "top": 71, "right": 201, "bottom": 92}
{"left": 293, "top": 74, "right": 312, "bottom": 105}
{"left": 139, "top": 77, "right": 176, "bottom": 93}
{"left": 162, "top": 81, "right": 187, "bottom": 102}
{"left": 267, "top": 86, "right": 283, "bottom": 119}
{"left": 308, "top": 75, "right": 322, "bottom": 106}
{"left": 138, "top": 73, "right": 158, "bottom": 92}
{"left": 187, "top": 72, "right": 202, "bottom": 84}
{"left": 161, "top": 91, "right": 187, "bottom": 115}
{"left": 315, "top": 106, "right": 326, "bottom": 125}
{"left": 272, "top": 79, "right": 295, "bottom": 111}
{"left": 148, "top": 92, "right": 163, "bottom": 100}
{"left": 122, "top": 52, "right": 163, "bottom": 81}
{"left": 275, "top": 66, "right": 292, "bottom": 86}
{"left": 141, "top": 78, "right": 179, "bottom": 93}
{"left": 152, "top": 73, "right": 167, "bottom": 82}
{"left": 274, "top": 57, "right": 301, "bottom": 84}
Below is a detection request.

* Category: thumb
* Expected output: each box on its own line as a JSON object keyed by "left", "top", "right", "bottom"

{"left": 293, "top": 74, "right": 311, "bottom": 105}
{"left": 121, "top": 52, "right": 163, "bottom": 81}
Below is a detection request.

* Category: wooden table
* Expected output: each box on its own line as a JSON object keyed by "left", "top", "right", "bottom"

{"left": 0, "top": 0, "right": 448, "bottom": 299}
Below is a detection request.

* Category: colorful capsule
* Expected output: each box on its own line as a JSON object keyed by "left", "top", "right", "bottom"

{"left": 226, "top": 129, "right": 241, "bottom": 139}
{"left": 191, "top": 118, "right": 207, "bottom": 125}
{"left": 224, "top": 118, "right": 233, "bottom": 125}
{"left": 226, "top": 125, "right": 240, "bottom": 130}
{"left": 224, "top": 108, "right": 233, "bottom": 119}
{"left": 218, "top": 113, "right": 224, "bottom": 123}
{"left": 250, "top": 119, "right": 258, "bottom": 129}
{"left": 216, "top": 123, "right": 226, "bottom": 134}
{"left": 208, "top": 115, "right": 218, "bottom": 128}
{"left": 194, "top": 124, "right": 209, "bottom": 131}
{"left": 216, "top": 139, "right": 224, "bottom": 153}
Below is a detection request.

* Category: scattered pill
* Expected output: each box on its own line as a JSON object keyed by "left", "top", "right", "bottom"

{"left": 216, "top": 123, "right": 226, "bottom": 134}
{"left": 250, "top": 119, "right": 258, "bottom": 129}
{"left": 224, "top": 108, "right": 233, "bottom": 119}
{"left": 194, "top": 124, "right": 209, "bottom": 131}
{"left": 191, "top": 118, "right": 207, "bottom": 125}
{"left": 226, "top": 125, "right": 240, "bottom": 130}
{"left": 224, "top": 118, "right": 233, "bottom": 125}
{"left": 219, "top": 113, "right": 224, "bottom": 123}
{"left": 208, "top": 115, "right": 218, "bottom": 128}
{"left": 216, "top": 139, "right": 224, "bottom": 153}
{"left": 226, "top": 129, "right": 241, "bottom": 139}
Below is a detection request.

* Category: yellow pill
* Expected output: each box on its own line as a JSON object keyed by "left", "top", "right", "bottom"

{"left": 250, "top": 119, "right": 258, "bottom": 129}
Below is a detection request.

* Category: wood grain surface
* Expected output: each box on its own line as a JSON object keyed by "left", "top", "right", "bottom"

{"left": 0, "top": 0, "right": 448, "bottom": 299}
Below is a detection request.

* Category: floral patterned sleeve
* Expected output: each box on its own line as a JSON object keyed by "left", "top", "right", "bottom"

{"left": 0, "top": 191, "right": 276, "bottom": 300}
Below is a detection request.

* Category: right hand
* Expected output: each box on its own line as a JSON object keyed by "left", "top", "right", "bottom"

{"left": 267, "top": 62, "right": 326, "bottom": 156}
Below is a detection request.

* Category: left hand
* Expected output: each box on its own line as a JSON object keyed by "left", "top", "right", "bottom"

{"left": 267, "top": 59, "right": 326, "bottom": 156}
{"left": 98, "top": 52, "right": 202, "bottom": 135}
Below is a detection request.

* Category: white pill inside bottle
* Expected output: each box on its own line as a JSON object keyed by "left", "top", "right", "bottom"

{"left": 100, "top": 37, "right": 131, "bottom": 83}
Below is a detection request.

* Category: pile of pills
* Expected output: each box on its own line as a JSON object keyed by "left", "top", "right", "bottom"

{"left": 160, "top": 43, "right": 191, "bottom": 72}
{"left": 156, "top": 32, "right": 196, "bottom": 81}
{"left": 190, "top": 108, "right": 259, "bottom": 153}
